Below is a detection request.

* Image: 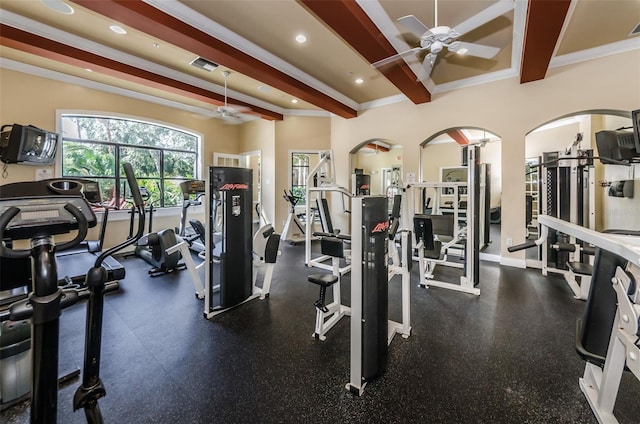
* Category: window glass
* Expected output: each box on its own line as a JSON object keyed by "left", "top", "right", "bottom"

{"left": 61, "top": 115, "right": 199, "bottom": 208}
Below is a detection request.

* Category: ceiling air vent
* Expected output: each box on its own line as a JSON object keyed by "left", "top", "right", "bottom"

{"left": 630, "top": 22, "right": 640, "bottom": 36}
{"left": 190, "top": 57, "right": 219, "bottom": 72}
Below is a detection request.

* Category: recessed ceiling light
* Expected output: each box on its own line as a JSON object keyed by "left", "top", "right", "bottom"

{"left": 456, "top": 48, "right": 468, "bottom": 55}
{"left": 291, "top": 99, "right": 299, "bottom": 104}
{"left": 109, "top": 25, "right": 127, "bottom": 35}
{"left": 40, "top": 0, "right": 74, "bottom": 15}
{"left": 295, "top": 34, "right": 307, "bottom": 44}
{"left": 85, "top": 68, "right": 93, "bottom": 72}
{"left": 258, "top": 85, "right": 271, "bottom": 92}
{"left": 153, "top": 42, "right": 160, "bottom": 48}
{"left": 355, "top": 78, "right": 364, "bottom": 85}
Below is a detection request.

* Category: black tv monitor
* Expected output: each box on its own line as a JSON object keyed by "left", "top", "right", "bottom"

{"left": 594, "top": 129, "right": 636, "bottom": 165}
{"left": 632, "top": 108, "right": 640, "bottom": 154}
{"left": 0, "top": 123, "right": 59, "bottom": 165}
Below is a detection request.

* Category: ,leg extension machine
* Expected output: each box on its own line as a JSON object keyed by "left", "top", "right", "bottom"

{"left": 307, "top": 235, "right": 351, "bottom": 341}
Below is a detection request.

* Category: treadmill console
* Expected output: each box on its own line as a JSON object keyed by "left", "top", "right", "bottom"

{"left": 0, "top": 179, "right": 97, "bottom": 240}
{"left": 180, "top": 180, "right": 206, "bottom": 197}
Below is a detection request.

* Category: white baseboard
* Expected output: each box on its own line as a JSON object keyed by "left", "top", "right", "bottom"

{"left": 500, "top": 256, "right": 527, "bottom": 269}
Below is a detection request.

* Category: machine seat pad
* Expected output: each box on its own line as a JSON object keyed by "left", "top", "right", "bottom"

{"left": 308, "top": 274, "right": 339, "bottom": 288}
{"left": 567, "top": 261, "right": 593, "bottom": 276}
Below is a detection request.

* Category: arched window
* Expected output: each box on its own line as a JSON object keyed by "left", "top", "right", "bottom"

{"left": 61, "top": 115, "right": 200, "bottom": 209}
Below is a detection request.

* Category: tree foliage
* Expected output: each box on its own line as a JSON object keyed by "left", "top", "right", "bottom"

{"left": 61, "top": 116, "right": 198, "bottom": 208}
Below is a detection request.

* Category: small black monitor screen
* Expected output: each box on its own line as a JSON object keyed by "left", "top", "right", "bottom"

{"left": 21, "top": 127, "right": 55, "bottom": 159}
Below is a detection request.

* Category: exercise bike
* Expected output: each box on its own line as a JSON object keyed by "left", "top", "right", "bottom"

{"left": 0, "top": 163, "right": 146, "bottom": 423}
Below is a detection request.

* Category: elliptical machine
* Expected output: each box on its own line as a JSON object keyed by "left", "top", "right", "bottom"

{"left": 132, "top": 188, "right": 184, "bottom": 277}
{"left": 0, "top": 163, "right": 146, "bottom": 423}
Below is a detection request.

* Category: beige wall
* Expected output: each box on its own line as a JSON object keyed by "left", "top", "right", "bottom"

{"left": 239, "top": 120, "right": 276, "bottom": 225}
{"left": 329, "top": 49, "right": 640, "bottom": 266}
{"left": 274, "top": 116, "right": 331, "bottom": 231}
{"left": 351, "top": 147, "right": 403, "bottom": 195}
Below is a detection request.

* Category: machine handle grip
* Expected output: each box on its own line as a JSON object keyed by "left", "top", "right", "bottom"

{"left": 0, "top": 206, "right": 27, "bottom": 258}
{"left": 124, "top": 163, "right": 144, "bottom": 208}
{"left": 0, "top": 204, "right": 88, "bottom": 258}
{"left": 94, "top": 163, "right": 146, "bottom": 268}
{"left": 507, "top": 239, "right": 537, "bottom": 252}
{"left": 56, "top": 204, "right": 89, "bottom": 252}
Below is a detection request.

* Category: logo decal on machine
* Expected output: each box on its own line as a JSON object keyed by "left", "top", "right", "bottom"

{"left": 371, "top": 221, "right": 389, "bottom": 234}
{"left": 219, "top": 183, "right": 249, "bottom": 191}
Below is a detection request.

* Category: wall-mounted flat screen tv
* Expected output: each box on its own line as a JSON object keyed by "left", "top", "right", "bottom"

{"left": 0, "top": 124, "right": 59, "bottom": 165}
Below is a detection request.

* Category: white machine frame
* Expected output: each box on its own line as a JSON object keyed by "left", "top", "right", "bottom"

{"left": 305, "top": 150, "right": 351, "bottom": 275}
{"left": 281, "top": 192, "right": 311, "bottom": 244}
{"left": 537, "top": 215, "right": 639, "bottom": 424}
{"left": 312, "top": 250, "right": 350, "bottom": 341}
{"left": 167, "top": 224, "right": 278, "bottom": 304}
{"left": 405, "top": 186, "right": 479, "bottom": 296}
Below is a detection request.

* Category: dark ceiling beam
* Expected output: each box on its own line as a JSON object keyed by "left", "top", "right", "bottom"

{"left": 72, "top": 0, "right": 357, "bottom": 118}
{"left": 365, "top": 143, "right": 390, "bottom": 152}
{"left": 299, "top": 0, "right": 431, "bottom": 104}
{"left": 0, "top": 25, "right": 283, "bottom": 121}
{"left": 520, "top": 0, "right": 571, "bottom": 83}
{"left": 447, "top": 129, "right": 469, "bottom": 145}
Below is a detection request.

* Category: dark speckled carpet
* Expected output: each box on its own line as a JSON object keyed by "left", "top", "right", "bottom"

{"left": 2, "top": 242, "right": 639, "bottom": 423}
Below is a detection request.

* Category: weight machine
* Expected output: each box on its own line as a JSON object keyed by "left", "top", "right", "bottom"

{"left": 204, "top": 167, "right": 280, "bottom": 318}
{"left": 348, "top": 196, "right": 410, "bottom": 395}
{"left": 305, "top": 151, "right": 352, "bottom": 274}
{"left": 406, "top": 145, "right": 483, "bottom": 295}
{"left": 525, "top": 134, "right": 596, "bottom": 299}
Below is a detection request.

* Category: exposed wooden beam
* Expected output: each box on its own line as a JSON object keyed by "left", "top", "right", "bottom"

{"left": 365, "top": 143, "right": 390, "bottom": 152}
{"left": 300, "top": 0, "right": 431, "bottom": 104}
{"left": 447, "top": 129, "right": 469, "bottom": 145}
{"left": 520, "top": 0, "right": 571, "bottom": 83}
{"left": 0, "top": 25, "right": 283, "bottom": 121}
{"left": 72, "top": 0, "right": 357, "bottom": 118}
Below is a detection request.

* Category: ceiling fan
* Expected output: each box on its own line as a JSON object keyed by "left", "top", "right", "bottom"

{"left": 372, "top": 0, "right": 515, "bottom": 81}
{"left": 213, "top": 71, "right": 257, "bottom": 124}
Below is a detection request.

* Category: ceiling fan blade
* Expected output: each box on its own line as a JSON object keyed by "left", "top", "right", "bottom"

{"left": 226, "top": 104, "right": 252, "bottom": 113}
{"left": 456, "top": 41, "right": 501, "bottom": 59}
{"left": 372, "top": 47, "right": 423, "bottom": 68}
{"left": 416, "top": 54, "right": 434, "bottom": 82}
{"left": 452, "top": 0, "right": 514, "bottom": 37}
{"left": 397, "top": 14, "right": 431, "bottom": 37}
